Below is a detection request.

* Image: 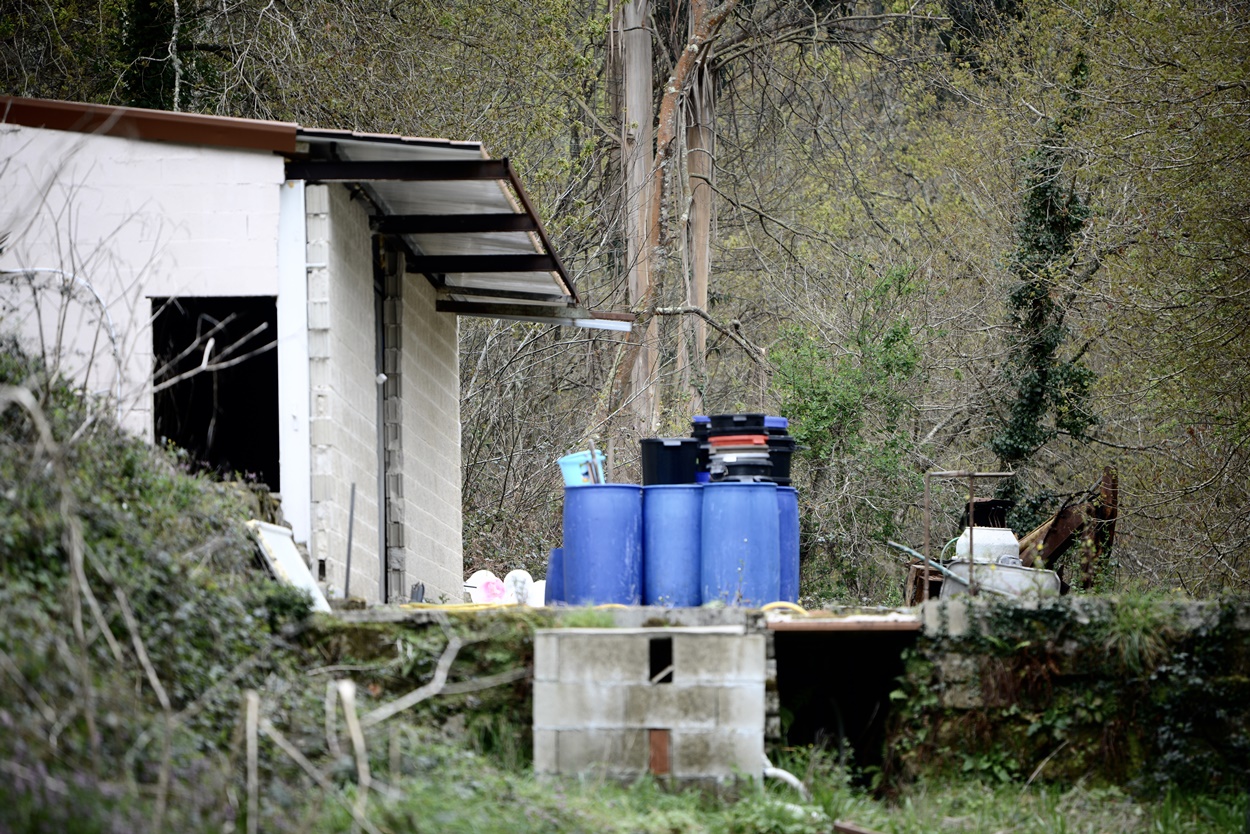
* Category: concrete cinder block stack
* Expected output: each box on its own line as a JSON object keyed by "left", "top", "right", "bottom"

{"left": 532, "top": 626, "right": 765, "bottom": 784}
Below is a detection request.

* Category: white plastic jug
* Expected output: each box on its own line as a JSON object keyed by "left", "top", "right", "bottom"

{"left": 954, "top": 526, "right": 1019, "bottom": 563}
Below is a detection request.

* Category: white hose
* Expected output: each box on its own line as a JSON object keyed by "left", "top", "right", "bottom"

{"left": 761, "top": 754, "right": 811, "bottom": 801}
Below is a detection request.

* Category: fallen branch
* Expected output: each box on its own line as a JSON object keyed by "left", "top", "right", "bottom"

{"left": 245, "top": 691, "right": 259, "bottom": 834}
{"left": 653, "top": 305, "right": 769, "bottom": 366}
{"left": 259, "top": 717, "right": 383, "bottom": 834}
{"left": 359, "top": 634, "right": 463, "bottom": 728}
{"left": 337, "top": 680, "right": 371, "bottom": 829}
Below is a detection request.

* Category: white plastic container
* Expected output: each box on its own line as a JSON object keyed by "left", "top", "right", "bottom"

{"left": 954, "top": 526, "right": 1019, "bottom": 563}
{"left": 939, "top": 560, "right": 1061, "bottom": 599}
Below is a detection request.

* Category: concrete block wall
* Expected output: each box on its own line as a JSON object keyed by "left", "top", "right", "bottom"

{"left": 307, "top": 184, "right": 383, "bottom": 600}
{"left": 0, "top": 125, "right": 284, "bottom": 439}
{"left": 533, "top": 627, "right": 765, "bottom": 783}
{"left": 397, "top": 271, "right": 462, "bottom": 602}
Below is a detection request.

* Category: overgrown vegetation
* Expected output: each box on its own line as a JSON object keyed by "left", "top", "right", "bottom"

{"left": 887, "top": 596, "right": 1250, "bottom": 798}
{"left": 2, "top": 343, "right": 1246, "bottom": 830}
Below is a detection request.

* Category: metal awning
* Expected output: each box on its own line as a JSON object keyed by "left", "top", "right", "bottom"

{"left": 291, "top": 129, "right": 632, "bottom": 332}
{"left": 0, "top": 97, "right": 631, "bottom": 332}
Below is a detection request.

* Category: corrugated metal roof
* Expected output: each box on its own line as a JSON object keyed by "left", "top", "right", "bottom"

{"left": 1, "top": 96, "right": 631, "bottom": 332}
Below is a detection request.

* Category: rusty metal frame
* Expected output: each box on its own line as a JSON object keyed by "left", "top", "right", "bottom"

{"left": 922, "top": 470, "right": 1015, "bottom": 601}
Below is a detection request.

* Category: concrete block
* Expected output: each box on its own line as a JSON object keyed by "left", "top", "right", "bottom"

{"left": 309, "top": 418, "right": 337, "bottom": 446}
{"left": 946, "top": 598, "right": 969, "bottom": 637}
{"left": 305, "top": 184, "right": 330, "bottom": 213}
{"left": 671, "top": 730, "right": 762, "bottom": 779}
{"left": 939, "top": 655, "right": 978, "bottom": 684}
{"left": 533, "top": 632, "right": 559, "bottom": 682}
{"left": 623, "top": 684, "right": 719, "bottom": 729}
{"left": 533, "top": 729, "right": 557, "bottom": 774}
{"left": 556, "top": 729, "right": 649, "bottom": 775}
{"left": 556, "top": 633, "right": 650, "bottom": 683}
{"left": 307, "top": 300, "right": 330, "bottom": 329}
{"left": 716, "top": 685, "right": 765, "bottom": 730}
{"left": 673, "top": 634, "right": 765, "bottom": 684}
{"left": 922, "top": 599, "right": 942, "bottom": 636}
{"left": 533, "top": 681, "right": 626, "bottom": 730}
{"left": 942, "top": 682, "right": 982, "bottom": 710}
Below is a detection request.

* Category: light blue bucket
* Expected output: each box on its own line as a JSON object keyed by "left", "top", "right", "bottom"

{"left": 558, "top": 450, "right": 606, "bottom": 486}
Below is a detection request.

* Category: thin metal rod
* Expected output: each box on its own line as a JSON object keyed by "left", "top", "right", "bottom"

{"left": 968, "top": 475, "right": 976, "bottom": 596}
{"left": 344, "top": 482, "right": 357, "bottom": 598}
{"left": 922, "top": 473, "right": 932, "bottom": 602}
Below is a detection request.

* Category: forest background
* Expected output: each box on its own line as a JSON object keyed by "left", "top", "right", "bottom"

{"left": 4, "top": 0, "right": 1247, "bottom": 604}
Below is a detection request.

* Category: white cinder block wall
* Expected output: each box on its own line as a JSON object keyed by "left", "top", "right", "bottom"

{"left": 307, "top": 184, "right": 383, "bottom": 599}
{"left": 1, "top": 125, "right": 467, "bottom": 604}
{"left": 399, "top": 273, "right": 463, "bottom": 602}
{"left": 307, "top": 184, "right": 464, "bottom": 603}
{"left": 0, "top": 125, "right": 283, "bottom": 439}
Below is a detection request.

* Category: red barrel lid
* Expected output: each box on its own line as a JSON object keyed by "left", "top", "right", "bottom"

{"left": 708, "top": 434, "right": 768, "bottom": 447}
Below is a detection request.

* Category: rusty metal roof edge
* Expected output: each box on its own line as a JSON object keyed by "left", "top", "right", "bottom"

{"left": 1, "top": 95, "right": 299, "bottom": 153}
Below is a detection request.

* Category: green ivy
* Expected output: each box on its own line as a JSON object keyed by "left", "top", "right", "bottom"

{"left": 991, "top": 55, "right": 1098, "bottom": 532}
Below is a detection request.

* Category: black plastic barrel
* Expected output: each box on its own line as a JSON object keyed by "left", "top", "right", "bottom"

{"left": 692, "top": 416, "right": 711, "bottom": 482}
{"left": 764, "top": 416, "right": 796, "bottom": 485}
{"left": 641, "top": 437, "right": 700, "bottom": 485}
{"left": 710, "top": 452, "right": 772, "bottom": 481}
{"left": 708, "top": 413, "right": 768, "bottom": 436}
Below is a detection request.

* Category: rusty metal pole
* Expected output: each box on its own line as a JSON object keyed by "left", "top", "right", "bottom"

{"left": 967, "top": 474, "right": 976, "bottom": 596}
{"left": 922, "top": 473, "right": 932, "bottom": 602}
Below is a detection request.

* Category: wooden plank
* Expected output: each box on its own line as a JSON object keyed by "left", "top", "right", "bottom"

{"left": 767, "top": 618, "right": 921, "bottom": 632}
{"left": 833, "top": 821, "right": 886, "bottom": 834}
{"left": 648, "top": 728, "right": 671, "bottom": 776}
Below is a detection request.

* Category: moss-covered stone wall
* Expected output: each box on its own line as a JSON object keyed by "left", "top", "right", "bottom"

{"left": 887, "top": 596, "right": 1250, "bottom": 793}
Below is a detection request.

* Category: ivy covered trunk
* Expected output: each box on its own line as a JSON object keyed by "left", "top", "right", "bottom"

{"left": 992, "top": 56, "right": 1098, "bottom": 535}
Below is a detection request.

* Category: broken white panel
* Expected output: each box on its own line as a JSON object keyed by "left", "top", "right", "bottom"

{"left": 247, "top": 519, "right": 332, "bottom": 613}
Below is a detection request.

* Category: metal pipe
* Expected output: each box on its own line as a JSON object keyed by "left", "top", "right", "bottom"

{"left": 887, "top": 542, "right": 1011, "bottom": 596}
{"left": 968, "top": 474, "right": 976, "bottom": 596}
{"left": 922, "top": 473, "right": 932, "bottom": 602}
{"left": 344, "top": 482, "right": 357, "bottom": 598}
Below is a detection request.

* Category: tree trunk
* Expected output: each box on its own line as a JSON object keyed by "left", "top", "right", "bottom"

{"left": 684, "top": 56, "right": 715, "bottom": 415}
{"left": 619, "top": 0, "right": 658, "bottom": 436}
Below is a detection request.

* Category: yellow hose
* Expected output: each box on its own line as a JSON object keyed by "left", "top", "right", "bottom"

{"left": 396, "top": 601, "right": 512, "bottom": 611}
{"left": 761, "top": 601, "right": 807, "bottom": 615}
{"left": 594, "top": 603, "right": 629, "bottom": 610}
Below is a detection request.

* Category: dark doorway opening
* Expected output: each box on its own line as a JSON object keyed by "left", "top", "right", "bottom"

{"left": 152, "top": 296, "right": 279, "bottom": 490}
{"left": 774, "top": 629, "right": 918, "bottom": 777}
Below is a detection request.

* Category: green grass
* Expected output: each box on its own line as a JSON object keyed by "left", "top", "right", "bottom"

{"left": 305, "top": 740, "right": 1248, "bottom": 834}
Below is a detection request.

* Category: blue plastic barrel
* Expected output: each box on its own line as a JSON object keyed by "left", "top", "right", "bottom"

{"left": 545, "top": 547, "right": 565, "bottom": 605}
{"left": 777, "top": 487, "right": 800, "bottom": 603}
{"left": 700, "top": 482, "right": 780, "bottom": 607}
{"left": 643, "top": 485, "right": 702, "bottom": 606}
{"left": 563, "top": 484, "right": 643, "bottom": 605}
